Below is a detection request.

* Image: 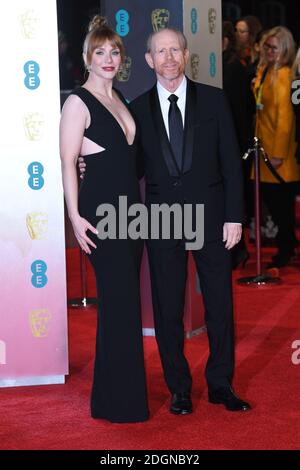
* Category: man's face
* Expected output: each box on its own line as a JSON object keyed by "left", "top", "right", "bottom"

{"left": 145, "top": 30, "right": 189, "bottom": 82}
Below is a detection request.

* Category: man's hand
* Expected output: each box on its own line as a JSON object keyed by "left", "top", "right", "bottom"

{"left": 223, "top": 222, "right": 242, "bottom": 250}
{"left": 78, "top": 156, "right": 86, "bottom": 179}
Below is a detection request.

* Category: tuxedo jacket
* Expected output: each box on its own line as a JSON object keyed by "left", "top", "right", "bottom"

{"left": 130, "top": 77, "right": 244, "bottom": 246}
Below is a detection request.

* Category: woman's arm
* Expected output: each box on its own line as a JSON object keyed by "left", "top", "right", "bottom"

{"left": 59, "top": 95, "right": 98, "bottom": 253}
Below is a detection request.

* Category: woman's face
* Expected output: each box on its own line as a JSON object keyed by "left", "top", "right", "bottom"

{"left": 263, "top": 36, "right": 280, "bottom": 65}
{"left": 89, "top": 40, "right": 121, "bottom": 80}
{"left": 235, "top": 21, "right": 250, "bottom": 47}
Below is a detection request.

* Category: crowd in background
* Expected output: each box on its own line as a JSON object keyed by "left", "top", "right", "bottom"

{"left": 222, "top": 16, "right": 300, "bottom": 269}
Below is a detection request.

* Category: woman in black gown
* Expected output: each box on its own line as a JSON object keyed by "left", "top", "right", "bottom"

{"left": 60, "top": 15, "right": 149, "bottom": 423}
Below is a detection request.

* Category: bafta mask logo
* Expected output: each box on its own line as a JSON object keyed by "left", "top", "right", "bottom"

{"left": 0, "top": 340, "right": 6, "bottom": 365}
{"left": 30, "top": 309, "right": 51, "bottom": 338}
{"left": 116, "top": 56, "right": 132, "bottom": 82}
{"left": 23, "top": 112, "right": 44, "bottom": 141}
{"left": 190, "top": 53, "right": 200, "bottom": 80}
{"left": 208, "top": 8, "right": 217, "bottom": 34}
{"left": 26, "top": 212, "right": 48, "bottom": 240}
{"left": 19, "top": 9, "right": 39, "bottom": 39}
{"left": 151, "top": 9, "right": 170, "bottom": 32}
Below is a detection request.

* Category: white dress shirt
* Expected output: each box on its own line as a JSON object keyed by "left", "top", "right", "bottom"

{"left": 157, "top": 76, "right": 187, "bottom": 139}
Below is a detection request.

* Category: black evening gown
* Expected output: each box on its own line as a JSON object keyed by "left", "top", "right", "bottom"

{"left": 71, "top": 87, "right": 149, "bottom": 423}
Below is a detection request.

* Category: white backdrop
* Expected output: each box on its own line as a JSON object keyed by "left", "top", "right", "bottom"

{"left": 0, "top": 0, "right": 68, "bottom": 386}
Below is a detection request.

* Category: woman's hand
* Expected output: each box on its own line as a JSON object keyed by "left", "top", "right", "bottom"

{"left": 70, "top": 214, "right": 98, "bottom": 254}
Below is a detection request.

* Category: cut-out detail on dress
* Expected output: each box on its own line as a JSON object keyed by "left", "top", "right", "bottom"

{"left": 81, "top": 136, "right": 106, "bottom": 156}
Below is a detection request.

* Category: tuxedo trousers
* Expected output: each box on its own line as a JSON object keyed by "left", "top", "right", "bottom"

{"left": 147, "top": 239, "right": 235, "bottom": 394}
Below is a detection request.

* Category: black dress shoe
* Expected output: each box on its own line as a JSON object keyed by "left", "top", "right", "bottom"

{"left": 208, "top": 387, "right": 251, "bottom": 411}
{"left": 170, "top": 392, "right": 193, "bottom": 415}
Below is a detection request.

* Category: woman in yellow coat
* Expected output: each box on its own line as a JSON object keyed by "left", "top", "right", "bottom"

{"left": 253, "top": 26, "right": 300, "bottom": 267}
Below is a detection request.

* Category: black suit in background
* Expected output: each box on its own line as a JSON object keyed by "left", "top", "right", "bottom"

{"left": 222, "top": 49, "right": 255, "bottom": 265}
{"left": 222, "top": 49, "right": 254, "bottom": 155}
{"left": 130, "top": 78, "right": 244, "bottom": 394}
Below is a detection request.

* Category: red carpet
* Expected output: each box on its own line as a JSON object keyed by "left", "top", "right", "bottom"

{"left": 1, "top": 241, "right": 300, "bottom": 450}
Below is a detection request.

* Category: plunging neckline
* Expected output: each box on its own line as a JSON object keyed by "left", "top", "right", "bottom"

{"left": 81, "top": 87, "right": 136, "bottom": 146}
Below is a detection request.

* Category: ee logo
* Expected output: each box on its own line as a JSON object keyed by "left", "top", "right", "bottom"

{"left": 24, "top": 60, "right": 40, "bottom": 90}
{"left": 116, "top": 9, "right": 129, "bottom": 37}
{"left": 209, "top": 53, "right": 216, "bottom": 77}
{"left": 31, "top": 260, "right": 48, "bottom": 288}
{"left": 28, "top": 162, "right": 44, "bottom": 190}
{"left": 191, "top": 8, "right": 198, "bottom": 34}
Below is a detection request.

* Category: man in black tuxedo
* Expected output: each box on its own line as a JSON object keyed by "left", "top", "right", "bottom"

{"left": 80, "top": 28, "right": 251, "bottom": 415}
{"left": 130, "top": 28, "right": 250, "bottom": 415}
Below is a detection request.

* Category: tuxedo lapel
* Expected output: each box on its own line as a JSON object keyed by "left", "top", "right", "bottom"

{"left": 149, "top": 86, "right": 180, "bottom": 177}
{"left": 182, "top": 78, "right": 197, "bottom": 174}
